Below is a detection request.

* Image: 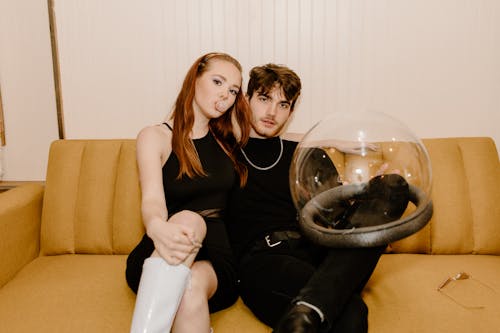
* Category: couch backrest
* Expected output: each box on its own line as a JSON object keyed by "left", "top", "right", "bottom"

{"left": 41, "top": 140, "right": 144, "bottom": 255}
{"left": 390, "top": 137, "right": 500, "bottom": 254}
{"left": 40, "top": 137, "right": 500, "bottom": 256}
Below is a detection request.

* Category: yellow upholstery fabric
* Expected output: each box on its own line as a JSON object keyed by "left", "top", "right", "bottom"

{"left": 365, "top": 254, "right": 500, "bottom": 332}
{"left": 0, "top": 184, "right": 43, "bottom": 288}
{"left": 0, "top": 255, "right": 134, "bottom": 332}
{"left": 391, "top": 137, "right": 500, "bottom": 255}
{"left": 0, "top": 137, "right": 499, "bottom": 332}
{"left": 41, "top": 140, "right": 144, "bottom": 255}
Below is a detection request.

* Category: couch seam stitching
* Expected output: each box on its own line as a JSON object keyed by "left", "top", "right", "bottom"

{"left": 459, "top": 139, "right": 475, "bottom": 254}
{"left": 73, "top": 142, "right": 86, "bottom": 254}
{"left": 110, "top": 142, "right": 123, "bottom": 254}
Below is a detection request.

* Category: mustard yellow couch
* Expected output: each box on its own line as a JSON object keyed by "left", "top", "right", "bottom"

{"left": 1, "top": 137, "right": 499, "bottom": 333}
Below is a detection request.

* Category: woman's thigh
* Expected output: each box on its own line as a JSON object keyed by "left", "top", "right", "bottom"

{"left": 202, "top": 218, "right": 239, "bottom": 313}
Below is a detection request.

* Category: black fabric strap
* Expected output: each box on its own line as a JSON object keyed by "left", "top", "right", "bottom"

{"left": 162, "top": 122, "right": 173, "bottom": 131}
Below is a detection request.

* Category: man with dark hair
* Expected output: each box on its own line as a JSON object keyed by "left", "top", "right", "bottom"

{"left": 227, "top": 64, "right": 391, "bottom": 333}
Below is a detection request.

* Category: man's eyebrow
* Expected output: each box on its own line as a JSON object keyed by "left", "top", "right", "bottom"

{"left": 275, "top": 97, "right": 291, "bottom": 105}
{"left": 257, "top": 92, "right": 290, "bottom": 104}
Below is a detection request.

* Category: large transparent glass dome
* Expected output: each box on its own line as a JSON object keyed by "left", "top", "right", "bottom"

{"left": 290, "top": 111, "right": 433, "bottom": 247}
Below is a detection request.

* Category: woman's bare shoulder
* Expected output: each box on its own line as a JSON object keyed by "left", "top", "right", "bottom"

{"left": 136, "top": 124, "right": 172, "bottom": 157}
{"left": 137, "top": 124, "right": 170, "bottom": 141}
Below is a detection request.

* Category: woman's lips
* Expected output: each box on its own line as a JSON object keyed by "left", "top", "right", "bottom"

{"left": 215, "top": 100, "right": 229, "bottom": 112}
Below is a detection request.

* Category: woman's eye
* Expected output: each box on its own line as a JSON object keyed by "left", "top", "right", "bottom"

{"left": 229, "top": 89, "right": 238, "bottom": 96}
{"left": 213, "top": 79, "right": 222, "bottom": 85}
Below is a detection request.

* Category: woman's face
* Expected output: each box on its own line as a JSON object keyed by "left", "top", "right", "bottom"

{"left": 193, "top": 59, "right": 242, "bottom": 119}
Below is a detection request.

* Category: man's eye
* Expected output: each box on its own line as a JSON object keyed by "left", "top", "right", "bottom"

{"left": 280, "top": 103, "right": 290, "bottom": 109}
{"left": 258, "top": 96, "right": 268, "bottom": 102}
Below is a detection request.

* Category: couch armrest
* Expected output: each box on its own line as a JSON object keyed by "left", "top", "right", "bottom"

{"left": 0, "top": 184, "right": 44, "bottom": 288}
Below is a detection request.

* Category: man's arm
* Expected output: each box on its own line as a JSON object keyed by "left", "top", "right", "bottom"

{"left": 284, "top": 131, "right": 378, "bottom": 154}
{"left": 281, "top": 132, "right": 304, "bottom": 142}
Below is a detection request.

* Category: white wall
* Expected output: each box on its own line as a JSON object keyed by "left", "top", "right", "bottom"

{"left": 1, "top": 0, "right": 499, "bottom": 180}
{"left": 0, "top": 0, "right": 58, "bottom": 180}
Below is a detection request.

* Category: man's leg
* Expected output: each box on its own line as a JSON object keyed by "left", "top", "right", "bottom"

{"left": 292, "top": 245, "right": 385, "bottom": 332}
{"left": 238, "top": 251, "right": 316, "bottom": 328}
{"left": 329, "top": 293, "right": 368, "bottom": 333}
{"left": 279, "top": 174, "right": 408, "bottom": 331}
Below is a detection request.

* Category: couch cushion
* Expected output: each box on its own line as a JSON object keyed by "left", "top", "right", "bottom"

{"left": 391, "top": 137, "right": 500, "bottom": 254}
{"left": 40, "top": 138, "right": 499, "bottom": 256}
{"left": 0, "top": 254, "right": 269, "bottom": 333}
{"left": 364, "top": 253, "right": 500, "bottom": 332}
{"left": 41, "top": 140, "right": 144, "bottom": 255}
{"left": 3, "top": 254, "right": 497, "bottom": 333}
{"left": 0, "top": 255, "right": 134, "bottom": 332}
{"left": 211, "top": 298, "right": 272, "bottom": 332}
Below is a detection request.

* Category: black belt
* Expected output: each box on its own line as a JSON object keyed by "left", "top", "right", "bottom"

{"left": 252, "top": 230, "right": 302, "bottom": 250}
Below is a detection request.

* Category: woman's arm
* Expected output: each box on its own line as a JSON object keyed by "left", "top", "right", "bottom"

{"left": 136, "top": 126, "right": 169, "bottom": 230}
{"left": 136, "top": 126, "right": 197, "bottom": 264}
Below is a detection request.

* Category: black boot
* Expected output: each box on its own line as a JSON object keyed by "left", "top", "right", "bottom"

{"left": 274, "top": 303, "right": 321, "bottom": 333}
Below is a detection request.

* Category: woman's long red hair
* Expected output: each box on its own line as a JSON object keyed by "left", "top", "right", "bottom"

{"left": 169, "top": 52, "right": 251, "bottom": 186}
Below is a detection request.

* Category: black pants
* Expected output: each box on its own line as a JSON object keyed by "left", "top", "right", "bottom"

{"left": 126, "top": 217, "right": 238, "bottom": 313}
{"left": 238, "top": 237, "right": 385, "bottom": 333}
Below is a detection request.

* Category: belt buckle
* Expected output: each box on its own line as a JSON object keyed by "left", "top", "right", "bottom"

{"left": 265, "top": 235, "right": 282, "bottom": 248}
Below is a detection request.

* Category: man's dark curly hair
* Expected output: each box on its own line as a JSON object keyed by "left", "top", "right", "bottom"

{"left": 246, "top": 64, "right": 302, "bottom": 110}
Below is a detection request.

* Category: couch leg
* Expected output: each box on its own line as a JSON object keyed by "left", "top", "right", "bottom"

{"left": 130, "top": 257, "right": 191, "bottom": 333}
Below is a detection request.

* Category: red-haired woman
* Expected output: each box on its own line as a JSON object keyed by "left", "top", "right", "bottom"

{"left": 126, "top": 52, "right": 251, "bottom": 332}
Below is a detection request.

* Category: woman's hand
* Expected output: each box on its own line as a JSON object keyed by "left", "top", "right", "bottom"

{"left": 147, "top": 218, "right": 201, "bottom": 265}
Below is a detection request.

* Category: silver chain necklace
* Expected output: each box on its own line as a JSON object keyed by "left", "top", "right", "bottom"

{"left": 241, "top": 137, "right": 283, "bottom": 170}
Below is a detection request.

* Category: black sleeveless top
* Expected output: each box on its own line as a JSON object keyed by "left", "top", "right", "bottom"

{"left": 227, "top": 137, "right": 299, "bottom": 258}
{"left": 162, "top": 124, "right": 235, "bottom": 216}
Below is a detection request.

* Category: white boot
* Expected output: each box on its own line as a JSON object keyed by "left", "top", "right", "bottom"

{"left": 130, "top": 257, "right": 191, "bottom": 333}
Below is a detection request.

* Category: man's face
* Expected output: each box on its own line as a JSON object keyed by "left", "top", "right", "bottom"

{"left": 248, "top": 85, "right": 292, "bottom": 138}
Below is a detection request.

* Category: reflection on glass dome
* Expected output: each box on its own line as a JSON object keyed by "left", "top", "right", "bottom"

{"left": 289, "top": 111, "right": 433, "bottom": 247}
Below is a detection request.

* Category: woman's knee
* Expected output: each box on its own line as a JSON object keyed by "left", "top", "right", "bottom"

{"left": 170, "top": 210, "right": 207, "bottom": 241}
